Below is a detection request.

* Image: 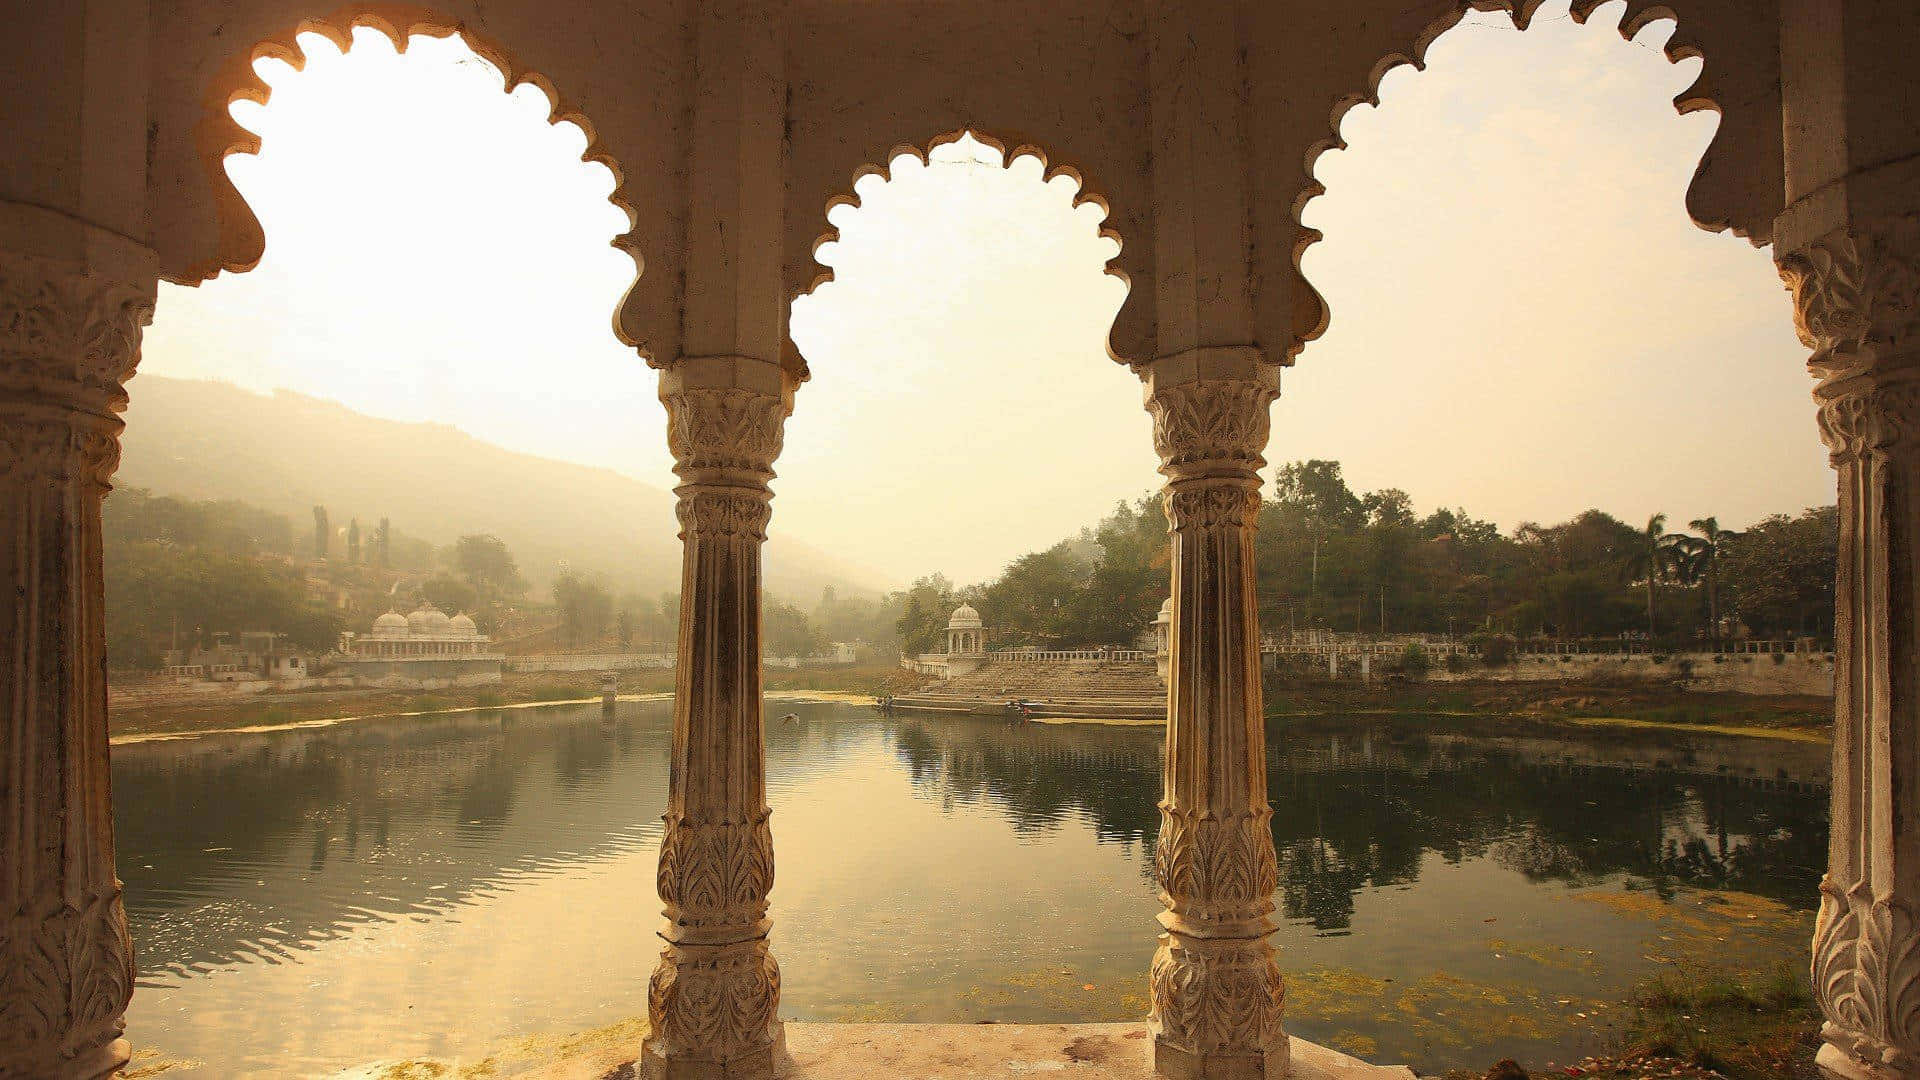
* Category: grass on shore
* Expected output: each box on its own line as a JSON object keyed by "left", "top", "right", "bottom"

{"left": 1617, "top": 967, "right": 1819, "bottom": 1079}
{"left": 1436, "top": 967, "right": 1818, "bottom": 1080}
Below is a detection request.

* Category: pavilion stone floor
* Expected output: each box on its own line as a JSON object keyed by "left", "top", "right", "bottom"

{"left": 322, "top": 1023, "right": 1416, "bottom": 1080}
{"left": 779, "top": 1024, "right": 1417, "bottom": 1079}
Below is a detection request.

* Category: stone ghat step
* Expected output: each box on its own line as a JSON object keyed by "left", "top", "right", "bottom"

{"left": 775, "top": 1024, "right": 1416, "bottom": 1080}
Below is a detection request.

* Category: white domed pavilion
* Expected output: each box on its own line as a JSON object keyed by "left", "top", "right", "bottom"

{"left": 946, "top": 605, "right": 984, "bottom": 656}
{"left": 335, "top": 601, "right": 502, "bottom": 690}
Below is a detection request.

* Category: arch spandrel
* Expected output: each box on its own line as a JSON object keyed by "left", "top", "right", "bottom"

{"left": 783, "top": 0, "right": 1155, "bottom": 364}
{"left": 1244, "top": 0, "right": 1785, "bottom": 363}
{"left": 144, "top": 0, "right": 694, "bottom": 363}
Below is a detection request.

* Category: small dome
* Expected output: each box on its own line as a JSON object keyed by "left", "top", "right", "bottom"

{"left": 448, "top": 613, "right": 477, "bottom": 635}
{"left": 406, "top": 601, "right": 440, "bottom": 633}
{"left": 947, "top": 604, "right": 982, "bottom": 629}
{"left": 1157, "top": 597, "right": 1173, "bottom": 620}
{"left": 373, "top": 611, "right": 409, "bottom": 636}
{"left": 425, "top": 608, "right": 452, "bottom": 631}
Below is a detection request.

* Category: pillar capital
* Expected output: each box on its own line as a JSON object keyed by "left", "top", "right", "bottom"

{"left": 1140, "top": 350, "right": 1281, "bottom": 492}
{"left": 0, "top": 247, "right": 154, "bottom": 422}
{"left": 659, "top": 356, "right": 797, "bottom": 493}
{"left": 1777, "top": 217, "right": 1920, "bottom": 471}
{"left": 1779, "top": 216, "right": 1920, "bottom": 381}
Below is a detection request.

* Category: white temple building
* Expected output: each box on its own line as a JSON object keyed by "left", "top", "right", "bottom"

{"left": 333, "top": 601, "right": 503, "bottom": 687}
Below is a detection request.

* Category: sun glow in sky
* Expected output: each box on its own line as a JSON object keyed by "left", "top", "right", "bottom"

{"left": 139, "top": 4, "right": 1829, "bottom": 588}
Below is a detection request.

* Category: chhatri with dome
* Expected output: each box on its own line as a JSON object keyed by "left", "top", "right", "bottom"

{"left": 333, "top": 599, "right": 504, "bottom": 688}
{"left": 942, "top": 604, "right": 987, "bottom": 677}
{"left": 946, "top": 603, "right": 985, "bottom": 656}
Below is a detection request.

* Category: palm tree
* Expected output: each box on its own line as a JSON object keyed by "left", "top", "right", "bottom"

{"left": 1667, "top": 535, "right": 1708, "bottom": 589}
{"left": 1688, "top": 516, "right": 1741, "bottom": 645}
{"left": 1629, "top": 513, "right": 1679, "bottom": 641}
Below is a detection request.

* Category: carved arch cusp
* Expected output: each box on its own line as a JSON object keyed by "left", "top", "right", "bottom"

{"left": 148, "top": 2, "right": 675, "bottom": 361}
{"left": 788, "top": 128, "right": 1148, "bottom": 367}
{"left": 1269, "top": 0, "right": 1781, "bottom": 364}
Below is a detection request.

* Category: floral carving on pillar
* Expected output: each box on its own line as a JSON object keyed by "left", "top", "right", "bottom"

{"left": 0, "top": 251, "right": 153, "bottom": 1079}
{"left": 644, "top": 373, "right": 790, "bottom": 1079}
{"left": 1780, "top": 216, "right": 1920, "bottom": 1080}
{"left": 1142, "top": 368, "right": 1289, "bottom": 1078}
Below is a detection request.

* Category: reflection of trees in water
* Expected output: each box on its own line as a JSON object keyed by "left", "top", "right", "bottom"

{"left": 114, "top": 700, "right": 863, "bottom": 979}
{"left": 890, "top": 718, "right": 1163, "bottom": 852}
{"left": 116, "top": 705, "right": 1825, "bottom": 979}
{"left": 890, "top": 717, "right": 1827, "bottom": 933}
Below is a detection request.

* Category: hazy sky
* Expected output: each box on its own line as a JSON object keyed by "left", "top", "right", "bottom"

{"left": 140, "top": 3, "right": 1829, "bottom": 587}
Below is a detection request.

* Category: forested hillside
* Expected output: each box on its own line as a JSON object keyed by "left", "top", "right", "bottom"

{"left": 117, "top": 376, "right": 884, "bottom": 603}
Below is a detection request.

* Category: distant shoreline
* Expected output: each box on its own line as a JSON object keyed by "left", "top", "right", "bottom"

{"left": 109, "top": 666, "right": 1832, "bottom": 747}
{"left": 107, "top": 665, "right": 913, "bottom": 741}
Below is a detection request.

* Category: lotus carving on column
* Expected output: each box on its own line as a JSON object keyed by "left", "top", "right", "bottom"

{"left": 1814, "top": 880, "right": 1920, "bottom": 1068}
{"left": 0, "top": 891, "right": 135, "bottom": 1067}
{"left": 1149, "top": 935, "right": 1285, "bottom": 1055}
{"left": 655, "top": 813, "right": 776, "bottom": 929}
{"left": 1155, "top": 808, "right": 1280, "bottom": 922}
{"left": 646, "top": 945, "right": 781, "bottom": 1058}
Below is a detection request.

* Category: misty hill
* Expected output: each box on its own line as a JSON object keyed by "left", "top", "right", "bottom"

{"left": 116, "top": 376, "right": 887, "bottom": 603}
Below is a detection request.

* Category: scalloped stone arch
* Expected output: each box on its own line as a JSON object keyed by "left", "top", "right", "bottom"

{"left": 1286, "top": 0, "right": 1774, "bottom": 361}
{"left": 795, "top": 129, "right": 1136, "bottom": 367}
{"left": 181, "top": 6, "right": 650, "bottom": 350}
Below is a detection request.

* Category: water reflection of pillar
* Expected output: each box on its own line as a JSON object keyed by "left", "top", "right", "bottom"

{"left": 0, "top": 244, "right": 154, "bottom": 1078}
{"left": 1141, "top": 351, "right": 1288, "bottom": 1079}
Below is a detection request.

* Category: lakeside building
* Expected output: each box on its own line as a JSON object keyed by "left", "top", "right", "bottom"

{"left": 764, "top": 642, "right": 860, "bottom": 668}
{"left": 330, "top": 601, "right": 504, "bottom": 688}
{"left": 161, "top": 631, "right": 309, "bottom": 683}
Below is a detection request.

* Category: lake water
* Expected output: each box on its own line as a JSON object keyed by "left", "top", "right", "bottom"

{"left": 113, "top": 699, "right": 1828, "bottom": 1076}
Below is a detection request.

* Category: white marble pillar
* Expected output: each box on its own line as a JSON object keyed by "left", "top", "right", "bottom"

{"left": 642, "top": 356, "right": 794, "bottom": 1080}
{"left": 1142, "top": 350, "right": 1288, "bottom": 1079}
{"left": 0, "top": 249, "right": 153, "bottom": 1079}
{"left": 1783, "top": 216, "right": 1920, "bottom": 1080}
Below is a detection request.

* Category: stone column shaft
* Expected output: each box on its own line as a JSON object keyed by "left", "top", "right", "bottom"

{"left": 1, "top": 251, "right": 152, "bottom": 1079}
{"left": 1142, "top": 351, "right": 1288, "bottom": 1080}
{"left": 1782, "top": 216, "right": 1920, "bottom": 1080}
{"left": 643, "top": 363, "right": 792, "bottom": 1080}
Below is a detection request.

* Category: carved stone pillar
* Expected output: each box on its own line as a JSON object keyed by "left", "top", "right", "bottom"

{"left": 1, "top": 250, "right": 152, "bottom": 1078}
{"left": 1781, "top": 216, "right": 1920, "bottom": 1080}
{"left": 1141, "top": 349, "right": 1288, "bottom": 1080}
{"left": 642, "top": 356, "right": 793, "bottom": 1080}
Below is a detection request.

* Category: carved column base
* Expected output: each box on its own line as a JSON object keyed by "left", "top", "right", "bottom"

{"left": 0, "top": 1039, "right": 134, "bottom": 1080}
{"left": 1150, "top": 932, "right": 1290, "bottom": 1080}
{"left": 1819, "top": 1031, "right": 1919, "bottom": 1080}
{"left": 641, "top": 1035, "right": 783, "bottom": 1080}
{"left": 1155, "top": 1039, "right": 1289, "bottom": 1080}
{"left": 0, "top": 889, "right": 138, "bottom": 1079}
{"left": 642, "top": 939, "right": 784, "bottom": 1080}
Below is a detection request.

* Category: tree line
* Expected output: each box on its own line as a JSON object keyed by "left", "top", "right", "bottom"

{"left": 890, "top": 459, "right": 1838, "bottom": 655}
{"left": 104, "top": 489, "right": 344, "bottom": 668}
{"left": 102, "top": 489, "right": 861, "bottom": 666}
